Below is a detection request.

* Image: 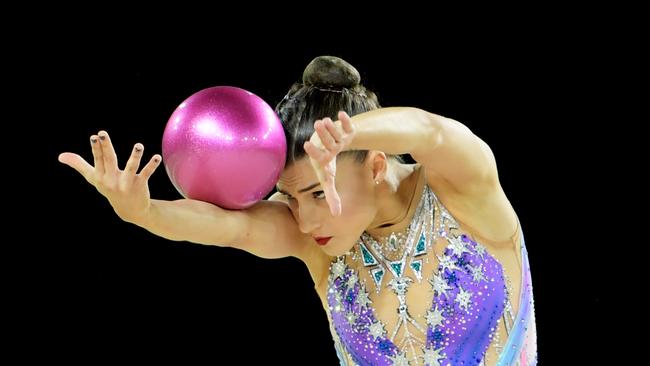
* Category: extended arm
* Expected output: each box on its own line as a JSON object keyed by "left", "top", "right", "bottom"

{"left": 59, "top": 131, "right": 316, "bottom": 261}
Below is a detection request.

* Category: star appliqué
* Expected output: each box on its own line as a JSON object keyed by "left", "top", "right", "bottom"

{"left": 422, "top": 347, "right": 445, "bottom": 366}
{"left": 455, "top": 286, "right": 473, "bottom": 312}
{"left": 368, "top": 320, "right": 386, "bottom": 339}
{"left": 331, "top": 258, "right": 347, "bottom": 279}
{"left": 425, "top": 306, "right": 444, "bottom": 328}
{"left": 429, "top": 272, "right": 452, "bottom": 298}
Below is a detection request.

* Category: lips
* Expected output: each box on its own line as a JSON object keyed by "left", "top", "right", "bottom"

{"left": 314, "top": 237, "right": 332, "bottom": 246}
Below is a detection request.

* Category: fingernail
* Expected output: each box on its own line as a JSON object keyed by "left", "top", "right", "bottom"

{"left": 91, "top": 138, "right": 97, "bottom": 143}
{"left": 134, "top": 146, "right": 142, "bottom": 152}
{"left": 99, "top": 135, "right": 106, "bottom": 141}
{"left": 153, "top": 157, "right": 160, "bottom": 163}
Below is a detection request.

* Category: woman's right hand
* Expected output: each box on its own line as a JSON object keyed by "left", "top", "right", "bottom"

{"left": 58, "top": 131, "right": 162, "bottom": 225}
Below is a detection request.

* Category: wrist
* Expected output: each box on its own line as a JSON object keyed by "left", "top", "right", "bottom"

{"left": 123, "top": 202, "right": 154, "bottom": 228}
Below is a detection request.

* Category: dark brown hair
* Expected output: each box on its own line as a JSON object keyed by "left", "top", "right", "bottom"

{"left": 275, "top": 56, "right": 405, "bottom": 167}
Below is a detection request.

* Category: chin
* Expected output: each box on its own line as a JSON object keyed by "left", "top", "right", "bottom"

{"left": 320, "top": 239, "right": 355, "bottom": 257}
{"left": 320, "top": 247, "right": 342, "bottom": 257}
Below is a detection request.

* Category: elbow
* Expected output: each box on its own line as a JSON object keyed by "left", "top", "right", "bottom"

{"left": 423, "top": 110, "right": 445, "bottom": 149}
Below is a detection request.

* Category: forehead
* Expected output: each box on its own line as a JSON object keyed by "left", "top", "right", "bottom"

{"left": 277, "top": 158, "right": 359, "bottom": 190}
{"left": 277, "top": 159, "right": 316, "bottom": 188}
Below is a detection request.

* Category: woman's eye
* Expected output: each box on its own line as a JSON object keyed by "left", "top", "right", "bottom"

{"left": 313, "top": 191, "right": 325, "bottom": 199}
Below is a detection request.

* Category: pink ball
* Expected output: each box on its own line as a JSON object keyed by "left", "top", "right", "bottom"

{"left": 162, "top": 86, "right": 287, "bottom": 210}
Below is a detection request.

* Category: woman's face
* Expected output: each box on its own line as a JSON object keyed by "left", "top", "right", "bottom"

{"left": 277, "top": 156, "right": 381, "bottom": 257}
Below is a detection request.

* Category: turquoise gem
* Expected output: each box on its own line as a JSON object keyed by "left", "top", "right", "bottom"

{"left": 411, "top": 261, "right": 421, "bottom": 272}
{"left": 374, "top": 269, "right": 383, "bottom": 282}
{"left": 410, "top": 259, "right": 423, "bottom": 282}
{"left": 415, "top": 233, "right": 426, "bottom": 255}
{"left": 390, "top": 261, "right": 403, "bottom": 277}
{"left": 389, "top": 233, "right": 398, "bottom": 250}
{"left": 360, "top": 243, "right": 377, "bottom": 267}
{"left": 371, "top": 268, "right": 385, "bottom": 291}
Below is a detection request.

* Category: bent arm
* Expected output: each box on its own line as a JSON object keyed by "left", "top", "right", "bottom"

{"left": 347, "top": 107, "right": 498, "bottom": 195}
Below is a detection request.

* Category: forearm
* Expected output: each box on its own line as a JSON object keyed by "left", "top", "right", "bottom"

{"left": 346, "top": 107, "right": 440, "bottom": 161}
{"left": 136, "top": 199, "right": 241, "bottom": 246}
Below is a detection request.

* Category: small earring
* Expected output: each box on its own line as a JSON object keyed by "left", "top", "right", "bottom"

{"left": 375, "top": 181, "right": 380, "bottom": 185}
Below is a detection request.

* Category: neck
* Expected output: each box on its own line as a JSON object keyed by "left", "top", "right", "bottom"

{"left": 366, "top": 163, "right": 418, "bottom": 235}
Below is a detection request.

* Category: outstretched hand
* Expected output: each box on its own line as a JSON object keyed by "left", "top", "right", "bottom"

{"left": 58, "top": 131, "right": 162, "bottom": 224}
{"left": 303, "top": 111, "right": 357, "bottom": 217}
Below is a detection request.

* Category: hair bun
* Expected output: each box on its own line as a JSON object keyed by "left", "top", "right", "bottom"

{"left": 302, "top": 56, "right": 361, "bottom": 89}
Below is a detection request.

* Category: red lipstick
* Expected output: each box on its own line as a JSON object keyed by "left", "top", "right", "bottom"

{"left": 314, "top": 237, "right": 332, "bottom": 246}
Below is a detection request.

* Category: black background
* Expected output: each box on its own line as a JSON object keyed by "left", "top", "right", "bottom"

{"left": 17, "top": 18, "right": 611, "bottom": 364}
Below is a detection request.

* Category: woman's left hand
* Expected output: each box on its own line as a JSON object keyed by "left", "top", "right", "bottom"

{"left": 303, "top": 111, "right": 356, "bottom": 216}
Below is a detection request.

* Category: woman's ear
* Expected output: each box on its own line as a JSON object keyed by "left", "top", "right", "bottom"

{"left": 367, "top": 150, "right": 389, "bottom": 183}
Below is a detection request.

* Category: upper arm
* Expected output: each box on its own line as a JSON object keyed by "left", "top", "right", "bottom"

{"left": 416, "top": 114, "right": 499, "bottom": 196}
{"left": 417, "top": 115, "right": 520, "bottom": 244}
{"left": 228, "top": 192, "right": 315, "bottom": 261}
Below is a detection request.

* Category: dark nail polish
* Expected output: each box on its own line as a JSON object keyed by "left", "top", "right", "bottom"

{"left": 135, "top": 147, "right": 142, "bottom": 152}
{"left": 99, "top": 135, "right": 106, "bottom": 141}
{"left": 153, "top": 158, "right": 160, "bottom": 163}
{"left": 91, "top": 138, "right": 97, "bottom": 143}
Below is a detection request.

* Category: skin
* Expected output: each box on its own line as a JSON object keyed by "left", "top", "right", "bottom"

{"left": 276, "top": 153, "right": 419, "bottom": 257}
{"left": 58, "top": 131, "right": 161, "bottom": 225}
{"left": 299, "top": 110, "right": 524, "bottom": 366}
{"left": 57, "top": 110, "right": 519, "bottom": 263}
{"left": 58, "top": 108, "right": 525, "bottom": 365}
{"left": 57, "top": 108, "right": 517, "bottom": 259}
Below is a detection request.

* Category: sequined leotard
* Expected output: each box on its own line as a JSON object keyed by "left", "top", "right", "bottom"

{"left": 325, "top": 169, "right": 537, "bottom": 366}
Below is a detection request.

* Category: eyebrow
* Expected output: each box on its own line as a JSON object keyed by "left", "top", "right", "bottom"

{"left": 276, "top": 182, "right": 321, "bottom": 195}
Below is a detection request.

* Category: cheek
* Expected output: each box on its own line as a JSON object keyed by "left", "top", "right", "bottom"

{"left": 340, "top": 190, "right": 373, "bottom": 221}
{"left": 341, "top": 185, "right": 372, "bottom": 208}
